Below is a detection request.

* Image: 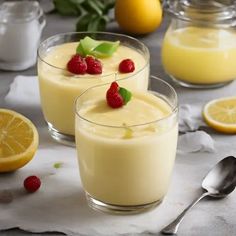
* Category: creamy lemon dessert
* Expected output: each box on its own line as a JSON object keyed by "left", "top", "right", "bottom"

{"left": 162, "top": 27, "right": 236, "bottom": 85}
{"left": 38, "top": 34, "right": 149, "bottom": 140}
{"left": 75, "top": 80, "right": 178, "bottom": 209}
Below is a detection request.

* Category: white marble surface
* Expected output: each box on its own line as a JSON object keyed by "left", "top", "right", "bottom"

{"left": 0, "top": 6, "right": 236, "bottom": 236}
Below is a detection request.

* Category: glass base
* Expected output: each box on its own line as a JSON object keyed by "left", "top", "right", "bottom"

{"left": 48, "top": 122, "right": 75, "bottom": 147}
{"left": 170, "top": 75, "right": 233, "bottom": 89}
{"left": 86, "top": 193, "right": 162, "bottom": 215}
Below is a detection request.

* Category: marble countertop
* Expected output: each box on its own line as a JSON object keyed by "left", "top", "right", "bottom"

{"left": 0, "top": 7, "right": 236, "bottom": 236}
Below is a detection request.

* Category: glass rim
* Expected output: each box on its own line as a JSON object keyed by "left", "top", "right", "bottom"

{"left": 0, "top": 1, "right": 43, "bottom": 24}
{"left": 75, "top": 75, "right": 178, "bottom": 129}
{"left": 164, "top": 0, "right": 236, "bottom": 26}
{"left": 37, "top": 31, "right": 150, "bottom": 80}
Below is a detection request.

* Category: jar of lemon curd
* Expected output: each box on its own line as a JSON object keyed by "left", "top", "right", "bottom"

{"left": 162, "top": 0, "right": 236, "bottom": 88}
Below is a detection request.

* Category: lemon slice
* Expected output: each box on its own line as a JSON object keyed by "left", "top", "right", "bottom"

{"left": 203, "top": 97, "right": 236, "bottom": 134}
{"left": 0, "top": 109, "right": 39, "bottom": 172}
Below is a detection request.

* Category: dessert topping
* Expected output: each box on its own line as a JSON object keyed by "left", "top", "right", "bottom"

{"left": 67, "top": 54, "right": 102, "bottom": 75}
{"left": 76, "top": 36, "right": 120, "bottom": 58}
{"left": 106, "top": 82, "right": 132, "bottom": 108}
{"left": 67, "top": 54, "right": 87, "bottom": 74}
{"left": 119, "top": 59, "right": 135, "bottom": 73}
{"left": 85, "top": 56, "right": 102, "bottom": 74}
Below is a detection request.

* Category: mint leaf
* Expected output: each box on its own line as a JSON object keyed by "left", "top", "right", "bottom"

{"left": 119, "top": 87, "right": 132, "bottom": 105}
{"left": 76, "top": 36, "right": 119, "bottom": 58}
{"left": 93, "top": 41, "right": 120, "bottom": 58}
{"left": 76, "top": 43, "right": 86, "bottom": 56}
{"left": 81, "top": 36, "right": 100, "bottom": 54}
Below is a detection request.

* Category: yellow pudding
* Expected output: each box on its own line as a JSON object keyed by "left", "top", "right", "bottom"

{"left": 38, "top": 42, "right": 149, "bottom": 136}
{"left": 75, "top": 89, "right": 178, "bottom": 206}
{"left": 162, "top": 27, "right": 236, "bottom": 85}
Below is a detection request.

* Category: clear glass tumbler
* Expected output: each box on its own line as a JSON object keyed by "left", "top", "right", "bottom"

{"left": 37, "top": 32, "right": 150, "bottom": 146}
{"left": 75, "top": 76, "right": 178, "bottom": 214}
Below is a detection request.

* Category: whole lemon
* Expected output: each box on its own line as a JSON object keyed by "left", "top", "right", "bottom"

{"left": 115, "top": 0, "right": 163, "bottom": 35}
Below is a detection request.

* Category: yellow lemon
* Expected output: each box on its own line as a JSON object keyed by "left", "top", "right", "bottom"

{"left": 0, "top": 109, "right": 39, "bottom": 172}
{"left": 115, "top": 0, "right": 163, "bottom": 35}
{"left": 203, "top": 97, "right": 236, "bottom": 134}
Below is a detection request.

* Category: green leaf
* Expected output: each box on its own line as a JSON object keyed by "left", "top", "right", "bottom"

{"left": 86, "top": 14, "right": 106, "bottom": 32}
{"left": 87, "top": 0, "right": 103, "bottom": 15}
{"left": 81, "top": 36, "right": 100, "bottom": 54}
{"left": 76, "top": 43, "right": 86, "bottom": 56}
{"left": 103, "top": 0, "right": 115, "bottom": 14}
{"left": 53, "top": 162, "right": 63, "bottom": 169}
{"left": 53, "top": 0, "right": 80, "bottom": 16}
{"left": 70, "top": 0, "right": 85, "bottom": 4}
{"left": 76, "top": 13, "right": 91, "bottom": 31}
{"left": 119, "top": 87, "right": 132, "bottom": 105}
{"left": 93, "top": 41, "right": 120, "bottom": 58}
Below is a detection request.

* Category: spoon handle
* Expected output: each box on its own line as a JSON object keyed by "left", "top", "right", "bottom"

{"left": 161, "top": 192, "right": 209, "bottom": 235}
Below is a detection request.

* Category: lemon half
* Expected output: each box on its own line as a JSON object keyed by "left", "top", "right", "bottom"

{"left": 0, "top": 109, "right": 39, "bottom": 172}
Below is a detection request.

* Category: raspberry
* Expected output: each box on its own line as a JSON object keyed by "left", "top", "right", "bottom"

{"left": 106, "top": 82, "right": 123, "bottom": 108}
{"left": 85, "top": 56, "right": 102, "bottom": 74}
{"left": 119, "top": 59, "right": 135, "bottom": 73}
{"left": 108, "top": 81, "right": 119, "bottom": 93}
{"left": 67, "top": 54, "right": 87, "bottom": 74}
{"left": 85, "top": 56, "right": 95, "bottom": 66}
{"left": 24, "top": 176, "right": 41, "bottom": 193}
{"left": 107, "top": 92, "right": 124, "bottom": 108}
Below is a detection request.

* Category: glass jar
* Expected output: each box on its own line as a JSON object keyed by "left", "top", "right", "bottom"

{"left": 162, "top": 0, "right": 236, "bottom": 88}
{"left": 0, "top": 1, "right": 45, "bottom": 71}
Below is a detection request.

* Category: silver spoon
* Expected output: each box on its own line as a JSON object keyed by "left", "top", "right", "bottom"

{"left": 161, "top": 156, "right": 236, "bottom": 235}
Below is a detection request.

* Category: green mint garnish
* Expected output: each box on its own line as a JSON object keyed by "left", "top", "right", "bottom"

{"left": 76, "top": 36, "right": 119, "bottom": 58}
{"left": 53, "top": 162, "right": 63, "bottom": 169}
{"left": 93, "top": 41, "right": 120, "bottom": 58}
{"left": 119, "top": 87, "right": 132, "bottom": 105}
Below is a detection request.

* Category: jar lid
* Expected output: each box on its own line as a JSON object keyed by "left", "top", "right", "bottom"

{"left": 0, "top": 1, "right": 42, "bottom": 23}
{"left": 164, "top": 0, "right": 236, "bottom": 26}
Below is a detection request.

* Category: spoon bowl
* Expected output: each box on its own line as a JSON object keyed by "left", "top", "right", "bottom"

{"left": 202, "top": 156, "right": 236, "bottom": 197}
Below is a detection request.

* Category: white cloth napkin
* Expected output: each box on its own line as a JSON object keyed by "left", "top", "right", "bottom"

{"left": 5, "top": 75, "right": 40, "bottom": 107}
{"left": 177, "top": 103, "right": 215, "bottom": 153}
{"left": 0, "top": 75, "right": 217, "bottom": 235}
{"left": 179, "top": 104, "right": 206, "bottom": 133}
{"left": 178, "top": 131, "right": 215, "bottom": 154}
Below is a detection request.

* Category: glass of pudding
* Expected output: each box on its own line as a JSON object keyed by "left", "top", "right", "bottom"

{"left": 37, "top": 32, "right": 149, "bottom": 145}
{"left": 75, "top": 76, "right": 178, "bottom": 214}
{"left": 162, "top": 0, "right": 236, "bottom": 88}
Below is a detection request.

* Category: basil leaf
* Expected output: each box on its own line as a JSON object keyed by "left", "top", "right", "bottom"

{"left": 76, "top": 14, "right": 91, "bottom": 31}
{"left": 87, "top": 15, "right": 106, "bottom": 32}
{"left": 119, "top": 87, "right": 132, "bottom": 105}
{"left": 87, "top": 0, "right": 103, "bottom": 15}
{"left": 53, "top": 0, "right": 80, "bottom": 16}
{"left": 54, "top": 0, "right": 115, "bottom": 32}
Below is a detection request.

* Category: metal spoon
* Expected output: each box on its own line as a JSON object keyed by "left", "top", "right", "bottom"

{"left": 161, "top": 156, "right": 236, "bottom": 235}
